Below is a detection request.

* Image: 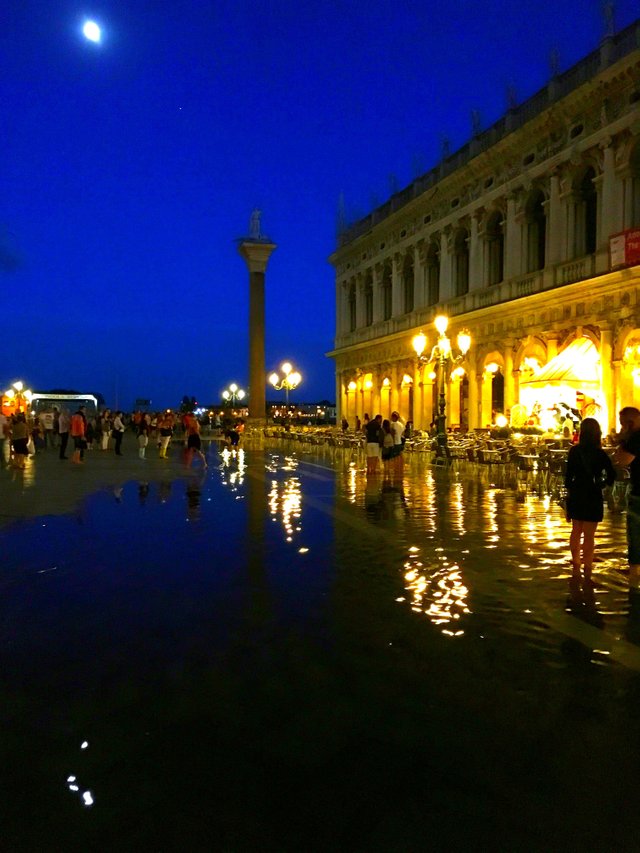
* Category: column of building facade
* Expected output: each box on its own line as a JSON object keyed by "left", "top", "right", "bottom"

{"left": 503, "top": 344, "right": 515, "bottom": 413}
{"left": 412, "top": 361, "right": 423, "bottom": 429}
{"left": 389, "top": 363, "right": 400, "bottom": 414}
{"left": 372, "top": 367, "right": 382, "bottom": 417}
{"left": 439, "top": 229, "right": 452, "bottom": 300}
{"left": 467, "top": 364, "right": 478, "bottom": 430}
{"left": 561, "top": 170, "right": 576, "bottom": 259}
{"left": 504, "top": 194, "right": 521, "bottom": 279}
{"left": 469, "top": 211, "right": 483, "bottom": 290}
{"left": 413, "top": 241, "right": 425, "bottom": 308}
{"left": 546, "top": 172, "right": 563, "bottom": 265}
{"left": 597, "top": 139, "right": 619, "bottom": 265}
{"left": 336, "top": 281, "right": 348, "bottom": 337}
{"left": 355, "top": 272, "right": 367, "bottom": 329}
{"left": 600, "top": 325, "right": 615, "bottom": 434}
{"left": 372, "top": 264, "right": 384, "bottom": 323}
{"left": 337, "top": 371, "right": 346, "bottom": 422}
{"left": 612, "top": 359, "right": 622, "bottom": 425}
{"left": 391, "top": 253, "right": 403, "bottom": 317}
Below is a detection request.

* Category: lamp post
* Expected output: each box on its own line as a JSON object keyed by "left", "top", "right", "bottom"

{"left": 412, "top": 316, "right": 471, "bottom": 459}
{"left": 269, "top": 362, "right": 302, "bottom": 410}
{"left": 221, "top": 382, "right": 246, "bottom": 408}
{"left": 2, "top": 380, "right": 33, "bottom": 418}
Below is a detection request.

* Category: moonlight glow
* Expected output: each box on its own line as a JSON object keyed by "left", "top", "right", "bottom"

{"left": 82, "top": 21, "right": 101, "bottom": 43}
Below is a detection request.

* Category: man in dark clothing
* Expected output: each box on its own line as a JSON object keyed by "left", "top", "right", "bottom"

{"left": 613, "top": 406, "right": 640, "bottom": 574}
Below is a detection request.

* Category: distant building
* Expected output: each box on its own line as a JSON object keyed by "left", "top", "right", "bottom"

{"left": 329, "top": 19, "right": 640, "bottom": 434}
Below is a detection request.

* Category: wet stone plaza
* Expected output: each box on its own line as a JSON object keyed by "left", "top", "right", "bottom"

{"left": 2, "top": 435, "right": 640, "bottom": 851}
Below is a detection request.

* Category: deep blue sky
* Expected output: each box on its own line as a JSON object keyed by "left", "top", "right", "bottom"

{"left": 1, "top": 1, "right": 637, "bottom": 409}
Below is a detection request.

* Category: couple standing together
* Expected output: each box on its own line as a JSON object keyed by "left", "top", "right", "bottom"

{"left": 566, "top": 407, "right": 640, "bottom": 584}
{"left": 365, "top": 411, "right": 405, "bottom": 476}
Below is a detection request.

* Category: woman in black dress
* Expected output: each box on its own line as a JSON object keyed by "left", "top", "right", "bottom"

{"left": 565, "top": 417, "right": 615, "bottom": 583}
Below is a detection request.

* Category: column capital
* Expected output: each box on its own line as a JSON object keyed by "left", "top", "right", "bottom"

{"left": 237, "top": 240, "right": 277, "bottom": 273}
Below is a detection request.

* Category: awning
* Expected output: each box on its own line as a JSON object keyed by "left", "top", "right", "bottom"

{"left": 520, "top": 337, "right": 601, "bottom": 390}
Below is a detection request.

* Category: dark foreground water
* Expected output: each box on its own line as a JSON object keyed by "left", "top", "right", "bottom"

{"left": 2, "top": 445, "right": 640, "bottom": 851}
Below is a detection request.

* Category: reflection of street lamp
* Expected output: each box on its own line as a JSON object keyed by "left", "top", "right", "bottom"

{"left": 268, "top": 362, "right": 302, "bottom": 408}
{"left": 221, "top": 382, "right": 246, "bottom": 407}
{"left": 412, "top": 316, "right": 471, "bottom": 458}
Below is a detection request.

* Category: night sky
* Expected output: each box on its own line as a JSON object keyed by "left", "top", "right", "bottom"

{"left": 2, "top": 1, "right": 637, "bottom": 410}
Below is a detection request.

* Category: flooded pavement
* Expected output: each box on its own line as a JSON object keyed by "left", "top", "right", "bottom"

{"left": 2, "top": 441, "right": 640, "bottom": 851}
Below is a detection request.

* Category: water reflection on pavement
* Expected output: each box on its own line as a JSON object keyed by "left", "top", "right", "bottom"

{"left": 2, "top": 444, "right": 640, "bottom": 851}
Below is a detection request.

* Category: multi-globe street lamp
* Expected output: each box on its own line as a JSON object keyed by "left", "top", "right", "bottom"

{"left": 221, "top": 382, "right": 245, "bottom": 407}
{"left": 268, "top": 362, "right": 302, "bottom": 408}
{"left": 2, "top": 380, "right": 33, "bottom": 417}
{"left": 412, "top": 316, "right": 471, "bottom": 459}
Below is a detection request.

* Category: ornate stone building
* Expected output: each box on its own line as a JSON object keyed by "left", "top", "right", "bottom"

{"left": 328, "top": 20, "right": 640, "bottom": 435}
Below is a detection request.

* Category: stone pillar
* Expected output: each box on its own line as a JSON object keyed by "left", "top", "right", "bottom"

{"left": 547, "top": 173, "right": 563, "bottom": 265}
{"left": 413, "top": 363, "right": 423, "bottom": 429}
{"left": 613, "top": 360, "right": 622, "bottom": 428}
{"left": 336, "top": 372, "right": 344, "bottom": 423}
{"left": 504, "top": 346, "right": 515, "bottom": 413}
{"left": 467, "top": 365, "right": 478, "bottom": 430}
{"left": 546, "top": 337, "right": 558, "bottom": 361}
{"left": 469, "top": 211, "right": 483, "bottom": 290}
{"left": 504, "top": 195, "right": 521, "bottom": 279}
{"left": 600, "top": 327, "right": 614, "bottom": 435}
{"left": 413, "top": 242, "right": 425, "bottom": 309}
{"left": 238, "top": 239, "right": 277, "bottom": 423}
{"left": 391, "top": 253, "right": 403, "bottom": 317}
{"left": 372, "top": 265, "right": 383, "bottom": 323}
{"left": 598, "top": 141, "right": 617, "bottom": 250}
{"left": 372, "top": 368, "right": 382, "bottom": 417}
{"left": 390, "top": 364, "right": 400, "bottom": 413}
{"left": 355, "top": 273, "right": 366, "bottom": 329}
{"left": 439, "top": 229, "right": 452, "bottom": 302}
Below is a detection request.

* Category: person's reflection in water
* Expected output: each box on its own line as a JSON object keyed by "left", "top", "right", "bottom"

{"left": 138, "top": 481, "right": 150, "bottom": 505}
{"left": 159, "top": 480, "right": 172, "bottom": 504}
{"left": 113, "top": 485, "right": 123, "bottom": 503}
{"left": 186, "top": 471, "right": 207, "bottom": 521}
{"left": 364, "top": 478, "right": 382, "bottom": 522}
{"left": 566, "top": 575, "right": 604, "bottom": 630}
{"left": 380, "top": 476, "right": 409, "bottom": 520}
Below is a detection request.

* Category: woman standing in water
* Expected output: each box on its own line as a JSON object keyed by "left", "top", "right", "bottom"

{"left": 565, "top": 417, "right": 615, "bottom": 584}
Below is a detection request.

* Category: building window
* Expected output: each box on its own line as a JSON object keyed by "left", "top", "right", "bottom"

{"left": 526, "top": 190, "right": 546, "bottom": 272}
{"left": 631, "top": 143, "right": 640, "bottom": 228}
{"left": 486, "top": 211, "right": 504, "bottom": 286}
{"left": 403, "top": 255, "right": 414, "bottom": 314}
{"left": 575, "top": 167, "right": 597, "bottom": 256}
{"left": 348, "top": 284, "right": 356, "bottom": 332}
{"left": 364, "top": 276, "right": 373, "bottom": 326}
{"left": 454, "top": 228, "right": 469, "bottom": 296}
{"left": 427, "top": 241, "right": 440, "bottom": 305}
{"left": 382, "top": 263, "right": 392, "bottom": 320}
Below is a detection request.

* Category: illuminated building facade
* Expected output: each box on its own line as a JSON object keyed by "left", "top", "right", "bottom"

{"left": 328, "top": 20, "right": 640, "bottom": 435}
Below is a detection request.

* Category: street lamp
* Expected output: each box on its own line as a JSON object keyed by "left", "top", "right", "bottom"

{"left": 412, "top": 316, "right": 471, "bottom": 459}
{"left": 268, "top": 362, "right": 302, "bottom": 408}
{"left": 2, "top": 380, "right": 33, "bottom": 417}
{"left": 221, "top": 382, "right": 246, "bottom": 407}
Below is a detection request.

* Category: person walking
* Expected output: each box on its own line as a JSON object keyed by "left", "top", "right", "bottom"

{"left": 183, "top": 411, "right": 207, "bottom": 468}
{"left": 137, "top": 413, "right": 150, "bottom": 459}
{"left": 58, "top": 408, "right": 70, "bottom": 459}
{"left": 112, "top": 411, "right": 125, "bottom": 456}
{"left": 565, "top": 417, "right": 615, "bottom": 584}
{"left": 158, "top": 411, "right": 174, "bottom": 459}
{"left": 613, "top": 407, "right": 640, "bottom": 577}
{"left": 10, "top": 413, "right": 29, "bottom": 469}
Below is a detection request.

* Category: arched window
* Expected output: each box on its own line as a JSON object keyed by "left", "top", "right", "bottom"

{"left": 427, "top": 241, "right": 440, "bottom": 305}
{"left": 526, "top": 190, "right": 546, "bottom": 272}
{"left": 382, "top": 263, "right": 392, "bottom": 320}
{"left": 364, "top": 274, "right": 373, "bottom": 326}
{"left": 402, "top": 254, "right": 414, "bottom": 314}
{"left": 454, "top": 228, "right": 469, "bottom": 296}
{"left": 486, "top": 211, "right": 504, "bottom": 285}
{"left": 348, "top": 283, "right": 356, "bottom": 332}
{"left": 631, "top": 143, "right": 640, "bottom": 228}
{"left": 575, "top": 167, "right": 597, "bottom": 256}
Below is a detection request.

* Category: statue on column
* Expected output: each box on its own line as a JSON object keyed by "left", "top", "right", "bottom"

{"left": 249, "top": 209, "right": 262, "bottom": 240}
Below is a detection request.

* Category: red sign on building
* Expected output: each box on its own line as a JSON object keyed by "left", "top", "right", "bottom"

{"left": 610, "top": 228, "right": 640, "bottom": 268}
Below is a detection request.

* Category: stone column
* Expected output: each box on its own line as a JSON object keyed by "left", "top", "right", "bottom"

{"left": 391, "top": 253, "right": 403, "bottom": 317}
{"left": 598, "top": 140, "right": 618, "bottom": 250}
{"left": 336, "top": 372, "right": 344, "bottom": 424}
{"left": 413, "top": 363, "right": 423, "bottom": 429}
{"left": 238, "top": 239, "right": 277, "bottom": 423}
{"left": 469, "top": 210, "right": 483, "bottom": 290}
{"left": 600, "top": 326, "right": 614, "bottom": 435}
{"left": 414, "top": 242, "right": 425, "bottom": 308}
{"left": 546, "top": 172, "right": 563, "bottom": 265}
{"left": 613, "top": 360, "right": 622, "bottom": 427}
{"left": 439, "top": 229, "right": 452, "bottom": 302}
{"left": 467, "top": 365, "right": 478, "bottom": 430}
{"left": 355, "top": 273, "right": 366, "bottom": 329}
{"left": 504, "top": 195, "right": 521, "bottom": 279}
{"left": 504, "top": 345, "right": 515, "bottom": 413}
{"left": 390, "top": 364, "right": 400, "bottom": 413}
{"left": 371, "top": 265, "right": 383, "bottom": 323}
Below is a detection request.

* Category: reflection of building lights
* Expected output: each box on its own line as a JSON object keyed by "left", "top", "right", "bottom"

{"left": 401, "top": 547, "right": 471, "bottom": 635}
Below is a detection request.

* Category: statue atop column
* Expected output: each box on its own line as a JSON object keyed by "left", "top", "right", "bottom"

{"left": 249, "top": 208, "right": 262, "bottom": 240}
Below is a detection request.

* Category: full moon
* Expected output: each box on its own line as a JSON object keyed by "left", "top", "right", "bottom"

{"left": 82, "top": 21, "right": 101, "bottom": 43}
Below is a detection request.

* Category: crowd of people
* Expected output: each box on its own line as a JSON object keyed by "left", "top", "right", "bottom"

{"left": 0, "top": 407, "right": 247, "bottom": 470}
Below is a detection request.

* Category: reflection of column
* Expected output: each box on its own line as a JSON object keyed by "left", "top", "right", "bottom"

{"left": 600, "top": 327, "right": 614, "bottom": 434}
{"left": 468, "top": 366, "right": 478, "bottom": 429}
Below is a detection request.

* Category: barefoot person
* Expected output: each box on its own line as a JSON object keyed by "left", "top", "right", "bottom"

{"left": 565, "top": 417, "right": 615, "bottom": 583}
